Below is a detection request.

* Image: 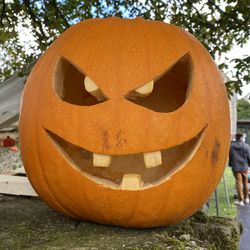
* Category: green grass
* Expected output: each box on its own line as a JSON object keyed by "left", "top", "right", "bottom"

{"left": 207, "top": 167, "right": 237, "bottom": 218}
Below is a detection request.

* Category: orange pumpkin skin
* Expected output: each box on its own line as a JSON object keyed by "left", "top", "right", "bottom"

{"left": 19, "top": 18, "right": 230, "bottom": 228}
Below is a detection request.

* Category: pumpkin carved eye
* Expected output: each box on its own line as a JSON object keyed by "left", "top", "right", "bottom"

{"left": 126, "top": 53, "right": 192, "bottom": 113}
{"left": 54, "top": 57, "right": 108, "bottom": 106}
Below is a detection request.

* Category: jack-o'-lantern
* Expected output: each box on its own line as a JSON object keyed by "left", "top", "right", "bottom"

{"left": 19, "top": 17, "right": 230, "bottom": 228}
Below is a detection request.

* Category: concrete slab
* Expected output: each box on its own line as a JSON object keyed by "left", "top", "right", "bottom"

{"left": 238, "top": 202, "right": 250, "bottom": 250}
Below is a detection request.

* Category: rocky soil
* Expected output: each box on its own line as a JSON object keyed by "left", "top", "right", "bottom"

{"left": 0, "top": 195, "right": 242, "bottom": 250}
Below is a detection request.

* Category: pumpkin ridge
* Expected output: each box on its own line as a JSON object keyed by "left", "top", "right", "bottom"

{"left": 35, "top": 25, "right": 94, "bottom": 219}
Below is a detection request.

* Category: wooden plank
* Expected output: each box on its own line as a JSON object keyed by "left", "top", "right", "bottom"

{"left": 0, "top": 175, "right": 38, "bottom": 196}
{"left": 13, "top": 167, "right": 26, "bottom": 175}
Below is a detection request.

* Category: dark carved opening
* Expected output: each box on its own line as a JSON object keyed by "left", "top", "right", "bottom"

{"left": 126, "top": 53, "right": 193, "bottom": 113}
{"left": 54, "top": 57, "right": 107, "bottom": 106}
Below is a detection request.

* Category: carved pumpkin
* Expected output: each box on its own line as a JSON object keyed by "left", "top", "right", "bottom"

{"left": 19, "top": 18, "right": 230, "bottom": 228}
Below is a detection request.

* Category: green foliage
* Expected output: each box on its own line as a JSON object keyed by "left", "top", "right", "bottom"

{"left": 237, "top": 98, "right": 250, "bottom": 120}
{"left": 0, "top": 0, "right": 249, "bottom": 95}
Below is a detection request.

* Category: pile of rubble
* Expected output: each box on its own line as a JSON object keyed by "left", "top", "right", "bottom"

{"left": 0, "top": 147, "right": 23, "bottom": 174}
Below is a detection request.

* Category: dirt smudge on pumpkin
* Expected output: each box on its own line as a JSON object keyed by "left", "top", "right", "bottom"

{"left": 205, "top": 150, "right": 208, "bottom": 159}
{"left": 211, "top": 140, "right": 220, "bottom": 166}
{"left": 102, "top": 130, "right": 110, "bottom": 150}
{"left": 116, "top": 130, "right": 127, "bottom": 148}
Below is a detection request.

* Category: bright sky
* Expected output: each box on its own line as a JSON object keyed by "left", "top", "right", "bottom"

{"left": 17, "top": 18, "right": 38, "bottom": 56}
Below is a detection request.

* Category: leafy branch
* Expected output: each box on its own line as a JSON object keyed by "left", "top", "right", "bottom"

{"left": 0, "top": 0, "right": 249, "bottom": 96}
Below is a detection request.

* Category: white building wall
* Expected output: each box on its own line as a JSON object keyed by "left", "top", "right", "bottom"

{"left": 221, "top": 71, "right": 237, "bottom": 136}
{"left": 229, "top": 92, "right": 237, "bottom": 135}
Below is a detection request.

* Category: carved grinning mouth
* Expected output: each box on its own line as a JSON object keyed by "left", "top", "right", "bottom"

{"left": 46, "top": 126, "right": 206, "bottom": 190}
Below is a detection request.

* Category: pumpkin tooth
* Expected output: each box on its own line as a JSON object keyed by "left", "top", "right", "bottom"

{"left": 143, "top": 151, "right": 162, "bottom": 168}
{"left": 84, "top": 76, "right": 105, "bottom": 101}
{"left": 134, "top": 80, "right": 154, "bottom": 97}
{"left": 93, "top": 153, "right": 111, "bottom": 167}
{"left": 120, "top": 174, "right": 142, "bottom": 190}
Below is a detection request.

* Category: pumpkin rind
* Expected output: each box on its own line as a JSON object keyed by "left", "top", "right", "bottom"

{"left": 19, "top": 18, "right": 230, "bottom": 228}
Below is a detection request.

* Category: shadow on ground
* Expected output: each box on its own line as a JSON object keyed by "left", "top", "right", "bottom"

{"left": 0, "top": 195, "right": 242, "bottom": 249}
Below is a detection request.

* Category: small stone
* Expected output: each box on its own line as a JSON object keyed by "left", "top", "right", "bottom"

{"left": 189, "top": 241, "right": 197, "bottom": 246}
{"left": 179, "top": 234, "right": 191, "bottom": 241}
{"left": 153, "top": 233, "right": 166, "bottom": 240}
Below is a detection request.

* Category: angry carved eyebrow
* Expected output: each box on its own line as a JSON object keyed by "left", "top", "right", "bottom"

{"left": 54, "top": 56, "right": 108, "bottom": 106}
{"left": 126, "top": 53, "right": 193, "bottom": 113}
